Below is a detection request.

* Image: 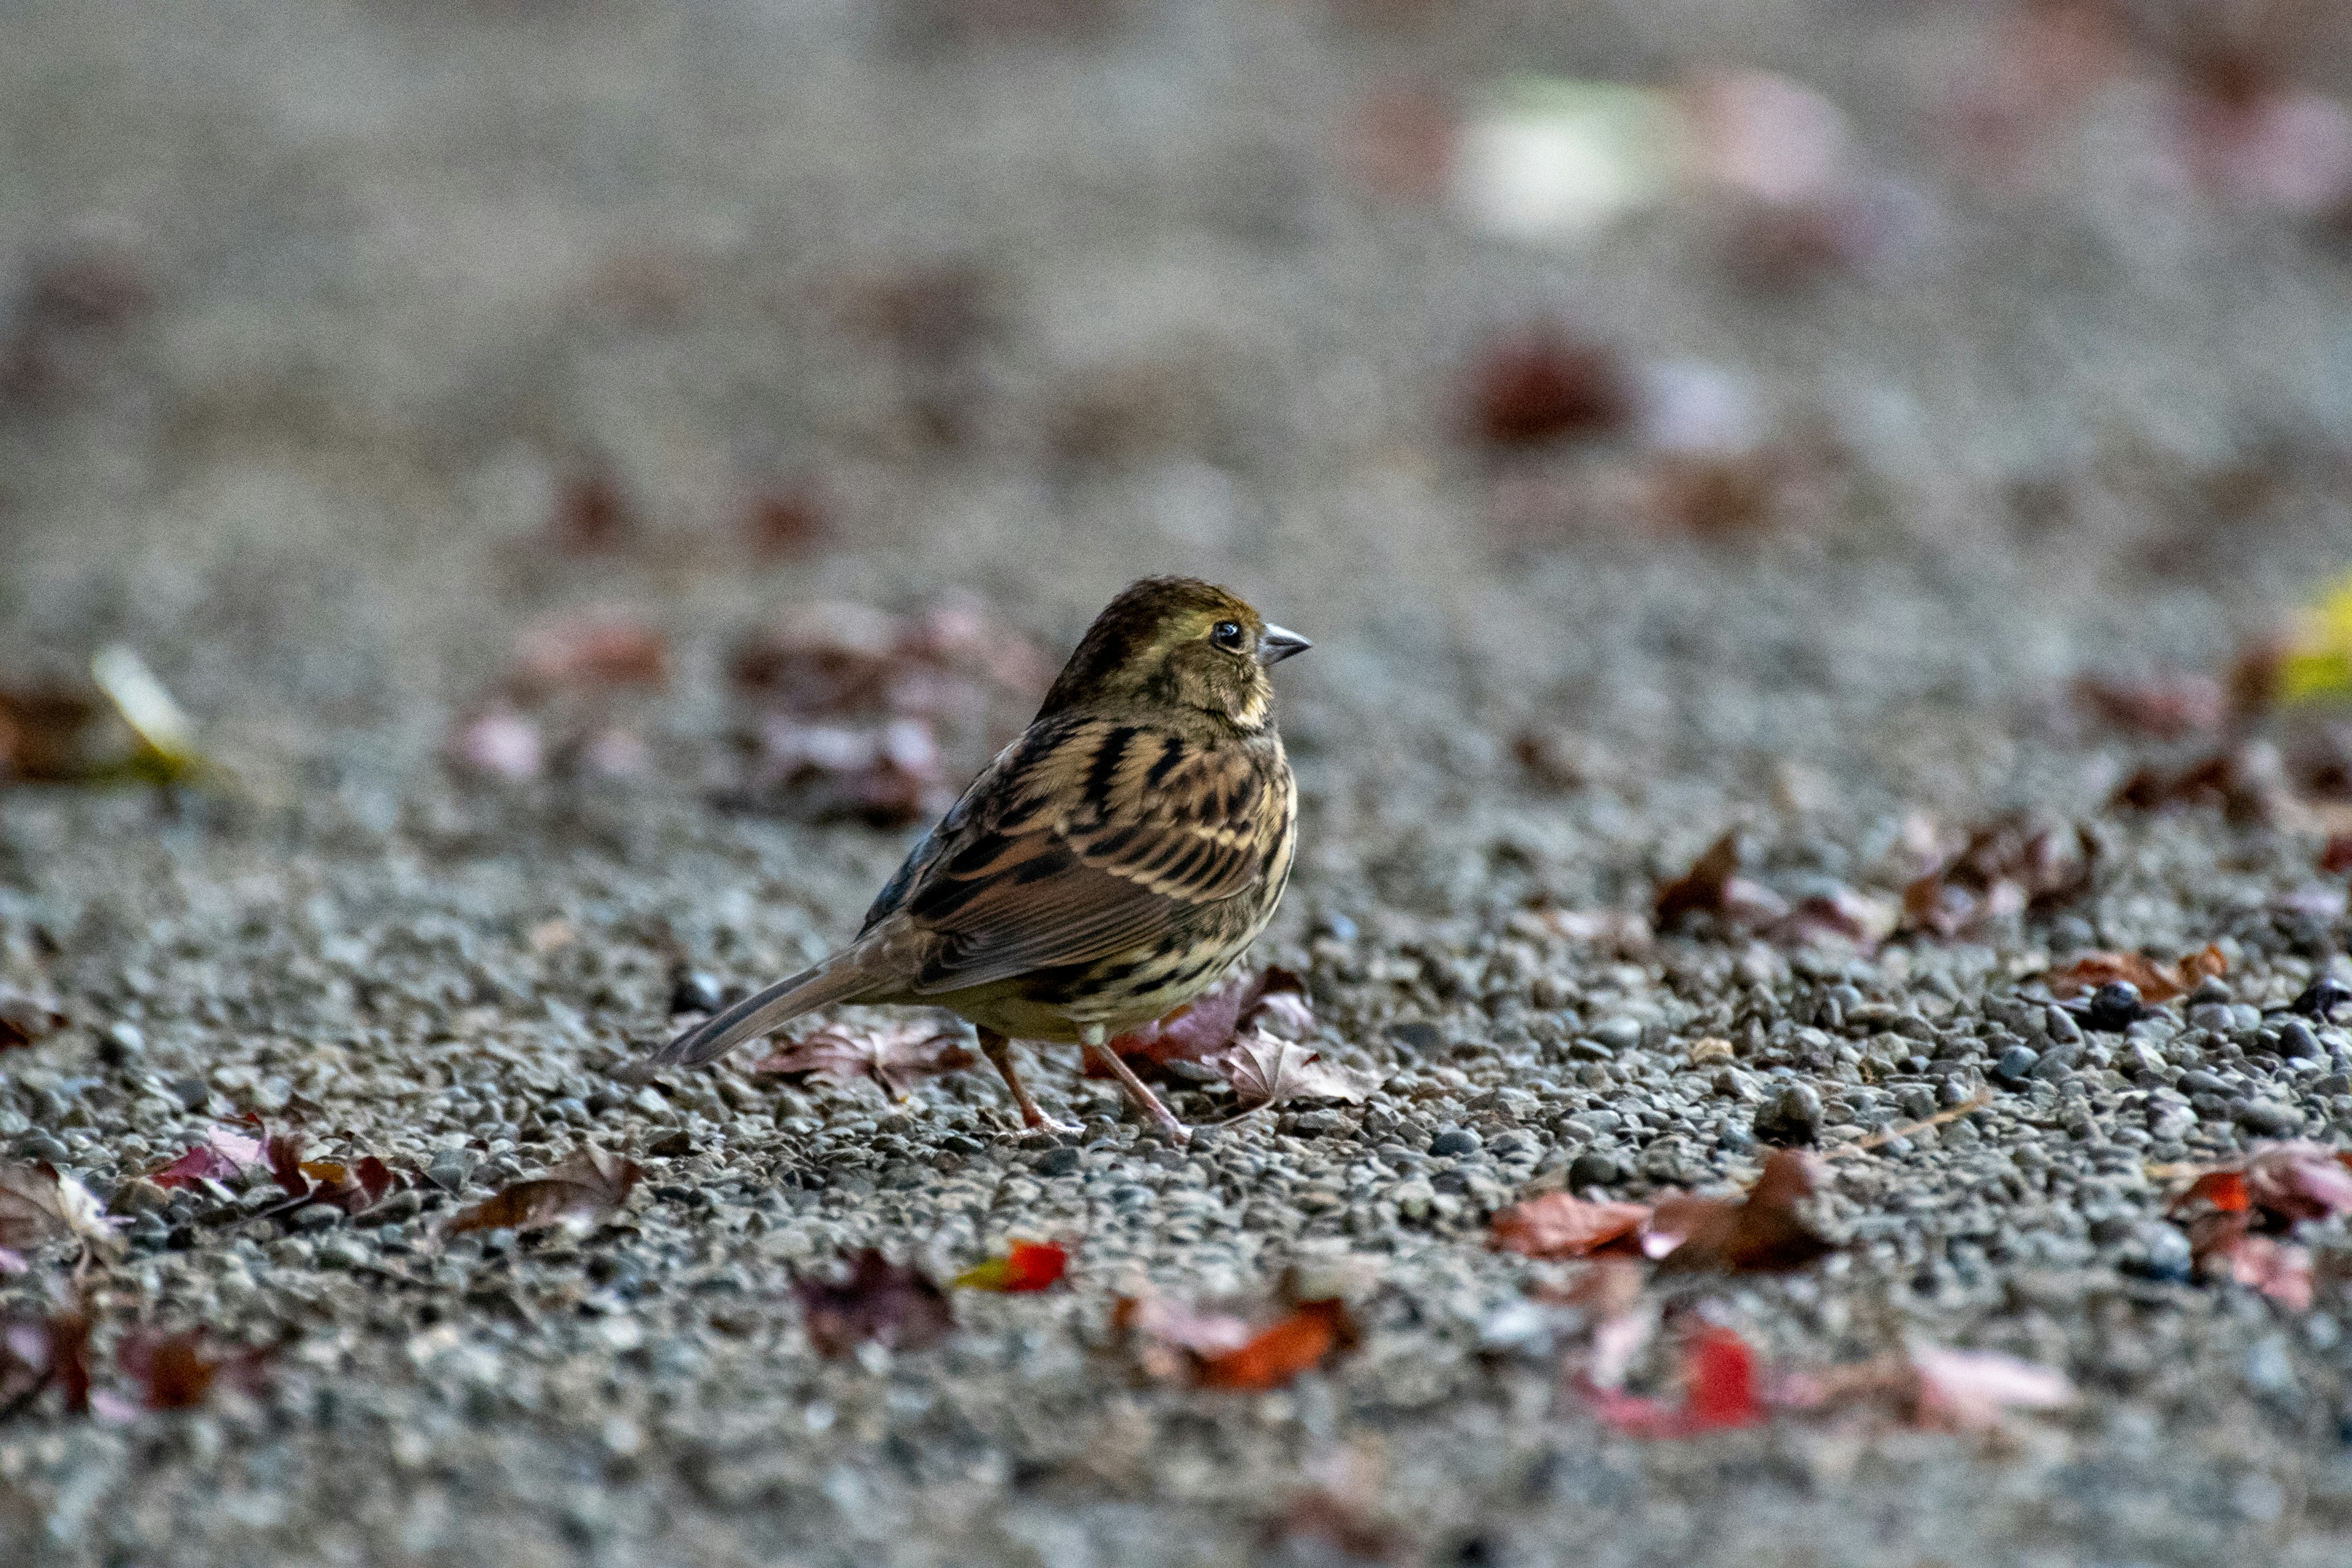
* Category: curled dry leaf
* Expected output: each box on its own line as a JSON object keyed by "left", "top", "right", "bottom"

{"left": 951, "top": 1239, "right": 1068, "bottom": 1293}
{"left": 447, "top": 1145, "right": 641, "bottom": 1235}
{"left": 1099, "top": 967, "right": 1313, "bottom": 1074}
{"left": 794, "top": 1250, "right": 954, "bottom": 1358}
{"left": 2110, "top": 743, "right": 2299, "bottom": 828}
{"left": 2173, "top": 1141, "right": 2352, "bottom": 1227}
{"left": 2045, "top": 943, "right": 2227, "bottom": 1004}
{"left": 750, "top": 1019, "right": 976, "bottom": 1098}
{"left": 1489, "top": 1193, "right": 1651, "bottom": 1259}
{"left": 1651, "top": 1148, "right": 1836, "bottom": 1274}
{"left": 1216, "top": 1031, "right": 1379, "bottom": 1109}
{"left": 0, "top": 1162, "right": 121, "bottom": 1253}
{"left": 1902, "top": 811, "right": 2095, "bottom": 937}
{"left": 1654, "top": 829, "right": 1788, "bottom": 930}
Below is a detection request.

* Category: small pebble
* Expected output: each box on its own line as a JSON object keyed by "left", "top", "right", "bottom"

{"left": 1036, "top": 1147, "right": 1081, "bottom": 1177}
{"left": 2083, "top": 982, "right": 2147, "bottom": 1033}
{"left": 98, "top": 1022, "right": 145, "bottom": 1067}
{"left": 1994, "top": 1045, "right": 2041, "bottom": 1087}
{"left": 1754, "top": 1084, "right": 1822, "bottom": 1147}
{"left": 1567, "top": 1152, "right": 1623, "bottom": 1189}
{"left": 1429, "top": 1128, "right": 1482, "bottom": 1158}
{"left": 1387, "top": 1022, "right": 1442, "bottom": 1055}
{"left": 669, "top": 971, "right": 725, "bottom": 1017}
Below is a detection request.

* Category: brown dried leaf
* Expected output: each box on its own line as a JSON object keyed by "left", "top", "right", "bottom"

{"left": 1651, "top": 1148, "right": 1835, "bottom": 1273}
{"left": 447, "top": 1145, "right": 641, "bottom": 1235}
{"left": 1467, "top": 327, "right": 1635, "bottom": 449}
{"left": 113, "top": 1327, "right": 269, "bottom": 1412}
{"left": 1488, "top": 1193, "right": 1651, "bottom": 1259}
{"left": 2109, "top": 743, "right": 2298, "bottom": 827}
{"left": 2046, "top": 943, "right": 2227, "bottom": 1004}
{"left": 1216, "top": 1031, "right": 1378, "bottom": 1108}
{"left": 750, "top": 1020, "right": 976, "bottom": 1098}
{"left": 0, "top": 1162, "right": 119, "bottom": 1253}
{"left": 1098, "top": 968, "right": 1314, "bottom": 1074}
{"left": 1902, "top": 810, "right": 2096, "bottom": 937}
{"left": 1654, "top": 829, "right": 1789, "bottom": 930}
{"left": 793, "top": 1249, "right": 954, "bottom": 1359}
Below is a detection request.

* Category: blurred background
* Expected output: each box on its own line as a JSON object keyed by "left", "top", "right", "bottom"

{"left": 10, "top": 0, "right": 2352, "bottom": 891}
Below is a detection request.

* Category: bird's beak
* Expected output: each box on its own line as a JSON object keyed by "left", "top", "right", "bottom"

{"left": 1258, "top": 625, "right": 1311, "bottom": 666}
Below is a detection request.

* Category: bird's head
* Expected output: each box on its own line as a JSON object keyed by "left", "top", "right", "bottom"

{"left": 1037, "top": 576, "right": 1310, "bottom": 729}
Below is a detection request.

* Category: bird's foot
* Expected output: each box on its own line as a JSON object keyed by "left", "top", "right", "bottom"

{"left": 1012, "top": 1110, "right": 1085, "bottom": 1139}
{"left": 1082, "top": 1037, "right": 1192, "bottom": 1146}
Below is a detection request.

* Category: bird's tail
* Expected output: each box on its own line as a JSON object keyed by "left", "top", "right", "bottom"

{"left": 619, "top": 951, "right": 878, "bottom": 1079}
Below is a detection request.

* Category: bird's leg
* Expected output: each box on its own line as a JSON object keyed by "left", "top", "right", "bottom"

{"left": 1080, "top": 1023, "right": 1192, "bottom": 1145}
{"left": 977, "top": 1028, "right": 1081, "bottom": 1137}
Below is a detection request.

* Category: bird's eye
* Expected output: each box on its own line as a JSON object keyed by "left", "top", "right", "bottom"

{"left": 1211, "top": 620, "right": 1245, "bottom": 649}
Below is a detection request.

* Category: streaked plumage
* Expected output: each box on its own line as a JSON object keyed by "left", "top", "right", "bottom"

{"left": 628, "top": 576, "right": 1308, "bottom": 1141}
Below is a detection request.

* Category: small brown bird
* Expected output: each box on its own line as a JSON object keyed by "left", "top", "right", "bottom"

{"left": 633, "top": 577, "right": 1308, "bottom": 1142}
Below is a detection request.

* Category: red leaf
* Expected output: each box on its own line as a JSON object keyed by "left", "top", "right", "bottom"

{"left": 1197, "top": 1300, "right": 1350, "bottom": 1391}
{"left": 148, "top": 1144, "right": 244, "bottom": 1191}
{"left": 2324, "top": 834, "right": 2352, "bottom": 875}
{"left": 952, "top": 1239, "right": 1068, "bottom": 1293}
{"left": 1588, "top": 1324, "right": 1765, "bottom": 1438}
{"left": 1098, "top": 968, "right": 1313, "bottom": 1072}
{"left": 2174, "top": 1170, "right": 2250, "bottom": 1215}
{"left": 1489, "top": 1193, "right": 1651, "bottom": 1259}
{"left": 2244, "top": 1141, "right": 2352, "bottom": 1223}
{"left": 794, "top": 1250, "right": 954, "bottom": 1358}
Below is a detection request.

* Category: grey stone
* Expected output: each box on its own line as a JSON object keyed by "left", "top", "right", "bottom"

{"left": 1429, "top": 1128, "right": 1482, "bottom": 1158}
{"left": 1754, "top": 1084, "right": 1822, "bottom": 1146}
{"left": 1994, "top": 1045, "right": 2041, "bottom": 1086}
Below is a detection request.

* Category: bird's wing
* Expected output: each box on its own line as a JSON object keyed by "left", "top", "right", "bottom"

{"left": 866, "top": 715, "right": 1284, "bottom": 996}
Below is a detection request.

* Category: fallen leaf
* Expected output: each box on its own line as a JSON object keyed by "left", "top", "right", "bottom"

{"left": 2243, "top": 1141, "right": 2352, "bottom": 1223}
{"left": 952, "top": 1239, "right": 1068, "bottom": 1293}
{"left": 1117, "top": 1292, "right": 1355, "bottom": 1389}
{"left": 0, "top": 1163, "right": 119, "bottom": 1253}
{"left": 447, "top": 1145, "right": 641, "bottom": 1235}
{"left": 148, "top": 1123, "right": 264, "bottom": 1190}
{"left": 2045, "top": 944, "right": 2227, "bottom": 1004}
{"left": 0, "top": 1310, "right": 91, "bottom": 1415}
{"left": 750, "top": 1020, "right": 977, "bottom": 1098}
{"left": 1098, "top": 968, "right": 1314, "bottom": 1074}
{"left": 1585, "top": 1322, "right": 1765, "bottom": 1437}
{"left": 1651, "top": 1148, "right": 1836, "bottom": 1273}
{"left": 0, "top": 989, "right": 62, "bottom": 1050}
{"left": 111, "top": 1327, "right": 268, "bottom": 1412}
{"left": 1902, "top": 811, "right": 2096, "bottom": 937}
{"left": 1654, "top": 829, "right": 1790, "bottom": 932}
{"left": 2109, "top": 742, "right": 2299, "bottom": 827}
{"left": 793, "top": 1250, "right": 954, "bottom": 1358}
{"left": 2174, "top": 1169, "right": 2250, "bottom": 1214}
{"left": 2221, "top": 1232, "right": 2315, "bottom": 1312}
{"left": 1466, "top": 326, "right": 1636, "bottom": 448}
{"left": 1489, "top": 1193, "right": 1651, "bottom": 1259}
{"left": 1907, "top": 1345, "right": 2076, "bottom": 1431}
{"left": 1197, "top": 1299, "right": 1352, "bottom": 1391}
{"left": 1216, "top": 1031, "right": 1379, "bottom": 1109}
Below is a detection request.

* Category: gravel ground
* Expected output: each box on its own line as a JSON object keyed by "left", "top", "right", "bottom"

{"left": 12, "top": 2, "right": 2352, "bottom": 1564}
